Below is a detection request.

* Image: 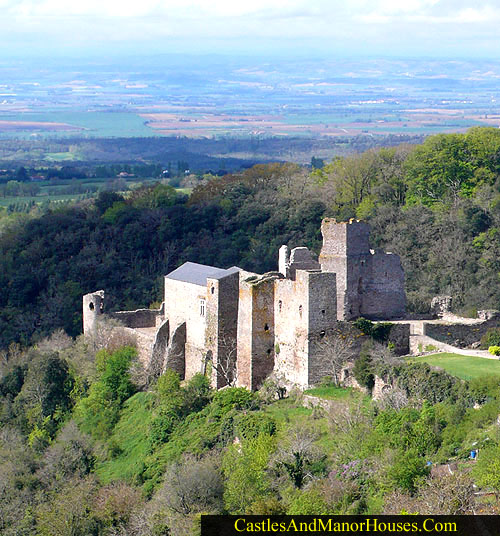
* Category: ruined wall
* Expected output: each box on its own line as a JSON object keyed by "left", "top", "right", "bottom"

{"left": 273, "top": 270, "right": 337, "bottom": 388}
{"left": 361, "top": 253, "right": 406, "bottom": 319}
{"left": 164, "top": 277, "right": 206, "bottom": 380}
{"left": 237, "top": 272, "right": 276, "bottom": 391}
{"left": 318, "top": 218, "right": 405, "bottom": 321}
{"left": 119, "top": 327, "right": 153, "bottom": 368}
{"left": 206, "top": 271, "right": 240, "bottom": 388}
{"left": 386, "top": 323, "right": 410, "bottom": 355}
{"left": 306, "top": 271, "right": 338, "bottom": 385}
{"left": 423, "top": 319, "right": 500, "bottom": 348}
{"left": 109, "top": 306, "right": 163, "bottom": 329}
{"left": 149, "top": 320, "right": 169, "bottom": 378}
{"left": 166, "top": 323, "right": 186, "bottom": 379}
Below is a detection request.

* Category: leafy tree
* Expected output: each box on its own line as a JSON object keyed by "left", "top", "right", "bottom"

{"left": 158, "top": 454, "right": 224, "bottom": 515}
{"left": 36, "top": 477, "right": 99, "bottom": 536}
{"left": 222, "top": 434, "right": 276, "bottom": 514}
{"left": 405, "top": 133, "right": 477, "bottom": 205}
{"left": 76, "top": 346, "right": 136, "bottom": 438}
{"left": 387, "top": 448, "right": 428, "bottom": 492}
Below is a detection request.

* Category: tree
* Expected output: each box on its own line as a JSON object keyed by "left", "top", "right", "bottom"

{"left": 405, "top": 133, "right": 475, "bottom": 205}
{"left": 316, "top": 334, "right": 354, "bottom": 386}
{"left": 222, "top": 434, "right": 276, "bottom": 514}
{"left": 272, "top": 427, "right": 326, "bottom": 489}
{"left": 353, "top": 345, "right": 375, "bottom": 391}
{"left": 16, "top": 167, "right": 29, "bottom": 182}
{"left": 36, "top": 477, "right": 99, "bottom": 536}
{"left": 158, "top": 454, "right": 223, "bottom": 515}
{"left": 319, "top": 150, "right": 378, "bottom": 210}
{"left": 214, "top": 328, "right": 238, "bottom": 387}
{"left": 76, "top": 346, "right": 136, "bottom": 439}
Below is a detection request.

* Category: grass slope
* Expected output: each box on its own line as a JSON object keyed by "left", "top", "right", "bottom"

{"left": 95, "top": 391, "right": 153, "bottom": 484}
{"left": 410, "top": 353, "right": 500, "bottom": 380}
{"left": 303, "top": 385, "right": 355, "bottom": 400}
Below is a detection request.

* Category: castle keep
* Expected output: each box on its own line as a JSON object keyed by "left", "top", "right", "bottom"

{"left": 83, "top": 219, "right": 406, "bottom": 389}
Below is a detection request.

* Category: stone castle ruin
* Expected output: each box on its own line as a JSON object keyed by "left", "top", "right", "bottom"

{"left": 83, "top": 218, "right": 407, "bottom": 390}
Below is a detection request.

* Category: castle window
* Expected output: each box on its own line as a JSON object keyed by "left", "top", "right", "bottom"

{"left": 321, "top": 309, "right": 325, "bottom": 315}
{"left": 320, "top": 330, "right": 326, "bottom": 338}
{"left": 200, "top": 299, "right": 206, "bottom": 317}
{"left": 278, "top": 300, "right": 282, "bottom": 312}
{"left": 299, "top": 305, "right": 303, "bottom": 318}
{"left": 89, "top": 302, "right": 94, "bottom": 311}
{"left": 267, "top": 349, "right": 272, "bottom": 356}
{"left": 361, "top": 260, "right": 365, "bottom": 266}
{"left": 264, "top": 323, "right": 269, "bottom": 332}
{"left": 211, "top": 286, "right": 215, "bottom": 294}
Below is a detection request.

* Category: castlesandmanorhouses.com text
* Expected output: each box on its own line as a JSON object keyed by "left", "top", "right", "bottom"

{"left": 233, "top": 518, "right": 458, "bottom": 533}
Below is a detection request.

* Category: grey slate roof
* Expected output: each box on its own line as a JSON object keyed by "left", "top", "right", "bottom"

{"left": 166, "top": 262, "right": 240, "bottom": 287}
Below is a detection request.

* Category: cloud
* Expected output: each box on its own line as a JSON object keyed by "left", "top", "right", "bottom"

{"left": 3, "top": 0, "right": 500, "bottom": 57}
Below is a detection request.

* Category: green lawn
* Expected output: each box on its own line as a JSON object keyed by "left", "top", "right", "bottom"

{"left": 409, "top": 353, "right": 500, "bottom": 380}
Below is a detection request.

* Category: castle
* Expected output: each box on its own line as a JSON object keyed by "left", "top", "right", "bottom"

{"left": 83, "top": 219, "right": 406, "bottom": 390}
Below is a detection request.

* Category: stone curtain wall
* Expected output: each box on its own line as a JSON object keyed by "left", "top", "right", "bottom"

{"left": 424, "top": 319, "right": 500, "bottom": 348}
{"left": 109, "top": 308, "right": 162, "bottom": 328}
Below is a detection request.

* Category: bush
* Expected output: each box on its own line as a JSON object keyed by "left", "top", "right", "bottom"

{"left": 489, "top": 346, "right": 500, "bottom": 356}
{"left": 353, "top": 344, "right": 374, "bottom": 391}
{"left": 481, "top": 328, "right": 500, "bottom": 349}
{"left": 211, "top": 387, "right": 257, "bottom": 414}
{"left": 353, "top": 318, "right": 392, "bottom": 342}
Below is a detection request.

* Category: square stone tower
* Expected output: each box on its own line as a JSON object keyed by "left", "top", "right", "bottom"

{"left": 319, "top": 218, "right": 405, "bottom": 320}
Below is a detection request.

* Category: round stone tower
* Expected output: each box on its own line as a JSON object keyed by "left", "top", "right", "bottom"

{"left": 83, "top": 290, "right": 105, "bottom": 335}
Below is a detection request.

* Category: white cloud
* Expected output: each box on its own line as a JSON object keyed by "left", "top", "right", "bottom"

{"left": 3, "top": 0, "right": 500, "bottom": 57}
{"left": 7, "top": 0, "right": 311, "bottom": 18}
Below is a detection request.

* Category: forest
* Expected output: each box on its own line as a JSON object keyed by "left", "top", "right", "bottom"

{"left": 2, "top": 127, "right": 500, "bottom": 533}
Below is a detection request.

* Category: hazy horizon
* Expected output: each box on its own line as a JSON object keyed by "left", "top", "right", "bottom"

{"left": 3, "top": 0, "right": 500, "bottom": 60}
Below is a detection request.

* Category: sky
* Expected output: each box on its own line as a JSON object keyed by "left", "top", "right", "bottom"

{"left": 3, "top": 0, "right": 500, "bottom": 58}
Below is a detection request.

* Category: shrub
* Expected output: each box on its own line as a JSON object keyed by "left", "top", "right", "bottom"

{"left": 353, "top": 344, "right": 374, "bottom": 391}
{"left": 489, "top": 346, "right": 500, "bottom": 356}
{"left": 481, "top": 328, "right": 500, "bottom": 349}
{"left": 211, "top": 387, "right": 256, "bottom": 414}
{"left": 353, "top": 318, "right": 392, "bottom": 342}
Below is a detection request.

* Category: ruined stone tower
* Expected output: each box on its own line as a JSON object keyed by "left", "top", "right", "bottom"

{"left": 319, "top": 218, "right": 405, "bottom": 320}
{"left": 82, "top": 290, "right": 105, "bottom": 335}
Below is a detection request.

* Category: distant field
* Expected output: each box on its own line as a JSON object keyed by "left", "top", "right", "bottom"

{"left": 0, "top": 112, "right": 158, "bottom": 138}
{"left": 0, "top": 179, "right": 189, "bottom": 209}
{"left": 0, "top": 193, "right": 81, "bottom": 207}
{"left": 0, "top": 107, "right": 490, "bottom": 140}
{"left": 409, "top": 353, "right": 500, "bottom": 380}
